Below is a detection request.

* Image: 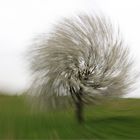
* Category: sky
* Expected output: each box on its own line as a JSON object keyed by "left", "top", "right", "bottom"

{"left": 0, "top": 0, "right": 140, "bottom": 97}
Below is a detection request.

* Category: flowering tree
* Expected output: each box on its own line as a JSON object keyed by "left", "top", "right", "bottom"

{"left": 28, "top": 14, "right": 133, "bottom": 123}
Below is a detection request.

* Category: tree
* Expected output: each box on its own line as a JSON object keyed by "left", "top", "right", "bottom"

{"left": 28, "top": 14, "right": 133, "bottom": 123}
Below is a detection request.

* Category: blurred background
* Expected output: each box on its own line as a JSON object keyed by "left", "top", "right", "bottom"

{"left": 0, "top": 0, "right": 140, "bottom": 96}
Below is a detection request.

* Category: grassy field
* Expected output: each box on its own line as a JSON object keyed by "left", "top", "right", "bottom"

{"left": 0, "top": 94, "right": 140, "bottom": 139}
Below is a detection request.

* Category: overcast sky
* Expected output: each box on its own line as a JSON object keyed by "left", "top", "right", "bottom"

{"left": 0, "top": 0, "right": 140, "bottom": 97}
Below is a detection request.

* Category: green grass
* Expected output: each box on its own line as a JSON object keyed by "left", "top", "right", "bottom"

{"left": 0, "top": 94, "right": 140, "bottom": 139}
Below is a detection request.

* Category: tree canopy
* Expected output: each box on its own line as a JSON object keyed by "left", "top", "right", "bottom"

{"left": 28, "top": 14, "right": 134, "bottom": 122}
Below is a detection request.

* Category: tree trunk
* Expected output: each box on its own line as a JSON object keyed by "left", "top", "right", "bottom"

{"left": 75, "top": 87, "right": 84, "bottom": 124}
{"left": 70, "top": 86, "right": 84, "bottom": 123}
{"left": 75, "top": 99, "right": 84, "bottom": 123}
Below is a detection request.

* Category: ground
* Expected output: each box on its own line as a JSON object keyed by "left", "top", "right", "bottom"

{"left": 0, "top": 94, "right": 140, "bottom": 139}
